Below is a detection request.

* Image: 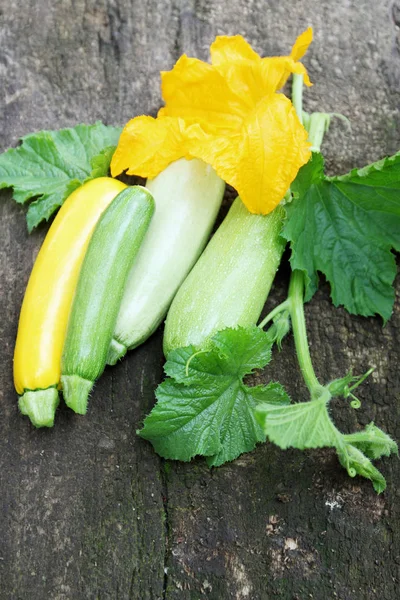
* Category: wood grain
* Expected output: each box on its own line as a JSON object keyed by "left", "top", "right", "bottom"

{"left": 0, "top": 1, "right": 399, "bottom": 598}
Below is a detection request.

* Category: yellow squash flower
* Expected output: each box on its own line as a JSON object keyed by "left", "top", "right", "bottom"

{"left": 111, "top": 29, "right": 313, "bottom": 214}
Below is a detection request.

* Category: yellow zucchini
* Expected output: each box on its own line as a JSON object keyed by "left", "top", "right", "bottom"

{"left": 14, "top": 177, "right": 127, "bottom": 427}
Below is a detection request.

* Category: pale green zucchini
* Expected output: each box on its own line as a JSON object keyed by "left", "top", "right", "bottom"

{"left": 107, "top": 158, "right": 225, "bottom": 364}
{"left": 61, "top": 186, "right": 155, "bottom": 414}
{"left": 163, "top": 198, "right": 286, "bottom": 357}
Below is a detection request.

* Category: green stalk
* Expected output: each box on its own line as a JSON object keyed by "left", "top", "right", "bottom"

{"left": 287, "top": 271, "right": 325, "bottom": 398}
{"left": 18, "top": 388, "right": 59, "bottom": 428}
{"left": 258, "top": 300, "right": 290, "bottom": 329}
{"left": 292, "top": 74, "right": 304, "bottom": 125}
{"left": 292, "top": 73, "right": 332, "bottom": 153}
{"left": 307, "top": 113, "right": 331, "bottom": 152}
{"left": 282, "top": 76, "right": 331, "bottom": 397}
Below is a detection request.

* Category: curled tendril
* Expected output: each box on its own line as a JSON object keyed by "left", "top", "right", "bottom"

{"left": 185, "top": 350, "right": 207, "bottom": 377}
{"left": 350, "top": 394, "right": 361, "bottom": 409}
{"left": 341, "top": 387, "right": 361, "bottom": 408}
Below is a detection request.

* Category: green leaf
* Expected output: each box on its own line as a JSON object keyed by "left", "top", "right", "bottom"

{"left": 0, "top": 122, "right": 122, "bottom": 231}
{"left": 343, "top": 423, "right": 398, "bottom": 460}
{"left": 164, "top": 326, "right": 272, "bottom": 384}
{"left": 283, "top": 152, "right": 400, "bottom": 321}
{"left": 337, "top": 445, "right": 387, "bottom": 494}
{"left": 138, "top": 327, "right": 289, "bottom": 465}
{"left": 255, "top": 394, "right": 397, "bottom": 493}
{"left": 254, "top": 392, "right": 339, "bottom": 449}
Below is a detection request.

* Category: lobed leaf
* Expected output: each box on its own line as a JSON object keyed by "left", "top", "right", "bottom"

{"left": 0, "top": 122, "right": 121, "bottom": 230}
{"left": 139, "top": 326, "right": 287, "bottom": 464}
{"left": 255, "top": 394, "right": 397, "bottom": 493}
{"left": 283, "top": 152, "right": 400, "bottom": 321}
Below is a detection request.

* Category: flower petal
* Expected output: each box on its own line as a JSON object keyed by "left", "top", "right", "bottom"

{"left": 112, "top": 31, "right": 312, "bottom": 202}
{"left": 269, "top": 27, "right": 313, "bottom": 88}
{"left": 291, "top": 27, "right": 313, "bottom": 61}
{"left": 210, "top": 35, "right": 260, "bottom": 65}
{"left": 234, "top": 94, "right": 311, "bottom": 213}
{"left": 160, "top": 31, "right": 312, "bottom": 131}
{"left": 110, "top": 115, "right": 204, "bottom": 178}
{"left": 208, "top": 31, "right": 312, "bottom": 109}
{"left": 188, "top": 94, "right": 310, "bottom": 214}
{"left": 160, "top": 55, "right": 245, "bottom": 132}
{"left": 260, "top": 56, "right": 312, "bottom": 91}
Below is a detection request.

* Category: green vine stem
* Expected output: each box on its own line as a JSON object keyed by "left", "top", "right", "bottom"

{"left": 258, "top": 300, "right": 290, "bottom": 329}
{"left": 259, "top": 77, "right": 337, "bottom": 400}
{"left": 273, "top": 75, "right": 330, "bottom": 398}
{"left": 287, "top": 270, "right": 325, "bottom": 398}
{"left": 306, "top": 112, "right": 331, "bottom": 152}
{"left": 292, "top": 73, "right": 304, "bottom": 125}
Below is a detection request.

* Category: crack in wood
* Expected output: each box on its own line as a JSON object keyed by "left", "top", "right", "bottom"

{"left": 161, "top": 462, "right": 171, "bottom": 600}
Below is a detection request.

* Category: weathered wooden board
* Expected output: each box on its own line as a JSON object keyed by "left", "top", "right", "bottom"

{"left": 0, "top": 1, "right": 399, "bottom": 598}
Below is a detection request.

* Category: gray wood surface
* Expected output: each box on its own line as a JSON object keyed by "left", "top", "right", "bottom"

{"left": 1, "top": 1, "right": 399, "bottom": 598}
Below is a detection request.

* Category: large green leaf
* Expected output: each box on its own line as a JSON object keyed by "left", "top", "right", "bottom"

{"left": 138, "top": 326, "right": 289, "bottom": 466}
{"left": 0, "top": 122, "right": 121, "bottom": 230}
{"left": 283, "top": 152, "right": 400, "bottom": 320}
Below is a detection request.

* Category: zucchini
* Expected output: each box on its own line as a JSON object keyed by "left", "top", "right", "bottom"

{"left": 13, "top": 177, "right": 127, "bottom": 428}
{"left": 163, "top": 198, "right": 286, "bottom": 356}
{"left": 107, "top": 158, "right": 225, "bottom": 364}
{"left": 61, "top": 186, "right": 155, "bottom": 414}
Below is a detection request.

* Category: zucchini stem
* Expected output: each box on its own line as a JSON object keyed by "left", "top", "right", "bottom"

{"left": 18, "top": 388, "right": 60, "bottom": 428}
{"left": 107, "top": 338, "right": 128, "bottom": 365}
{"left": 292, "top": 74, "right": 304, "bottom": 125}
{"left": 258, "top": 299, "right": 290, "bottom": 329}
{"left": 61, "top": 375, "right": 93, "bottom": 415}
{"left": 306, "top": 113, "right": 332, "bottom": 152}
